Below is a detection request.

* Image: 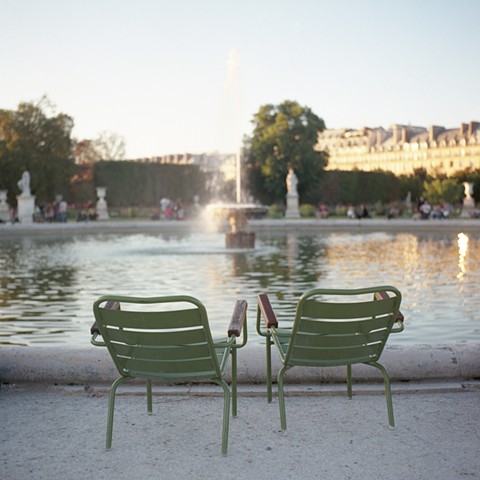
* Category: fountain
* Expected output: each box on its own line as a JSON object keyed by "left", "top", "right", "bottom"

{"left": 206, "top": 202, "right": 268, "bottom": 248}
{"left": 205, "top": 48, "right": 268, "bottom": 248}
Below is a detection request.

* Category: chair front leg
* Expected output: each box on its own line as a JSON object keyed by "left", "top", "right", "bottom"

{"left": 277, "top": 365, "right": 288, "bottom": 431}
{"left": 369, "top": 361, "right": 395, "bottom": 428}
{"left": 219, "top": 379, "right": 231, "bottom": 455}
{"left": 106, "top": 376, "right": 128, "bottom": 450}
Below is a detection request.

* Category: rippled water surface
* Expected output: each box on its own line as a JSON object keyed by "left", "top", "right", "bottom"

{"left": 1, "top": 230, "right": 479, "bottom": 346}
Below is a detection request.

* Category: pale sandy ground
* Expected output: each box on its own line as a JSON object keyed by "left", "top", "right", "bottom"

{"left": 1, "top": 383, "right": 480, "bottom": 480}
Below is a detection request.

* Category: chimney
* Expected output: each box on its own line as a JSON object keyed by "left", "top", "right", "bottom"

{"left": 468, "top": 121, "right": 480, "bottom": 136}
{"left": 392, "top": 124, "right": 400, "bottom": 145}
{"left": 429, "top": 125, "right": 445, "bottom": 142}
{"left": 460, "top": 123, "right": 468, "bottom": 136}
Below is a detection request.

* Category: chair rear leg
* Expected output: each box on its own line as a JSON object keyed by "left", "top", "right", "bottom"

{"left": 266, "top": 335, "right": 273, "bottom": 403}
{"left": 146, "top": 379, "right": 153, "bottom": 414}
{"left": 346, "top": 364, "right": 353, "bottom": 399}
{"left": 231, "top": 349, "right": 238, "bottom": 417}
{"left": 106, "top": 376, "right": 128, "bottom": 450}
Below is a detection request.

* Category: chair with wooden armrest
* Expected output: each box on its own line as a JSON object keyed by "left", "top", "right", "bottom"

{"left": 256, "top": 286, "right": 403, "bottom": 431}
{"left": 91, "top": 295, "right": 247, "bottom": 455}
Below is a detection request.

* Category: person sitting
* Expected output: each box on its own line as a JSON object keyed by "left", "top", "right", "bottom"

{"left": 419, "top": 201, "right": 431, "bottom": 219}
{"left": 347, "top": 205, "right": 356, "bottom": 219}
{"left": 359, "top": 204, "right": 371, "bottom": 218}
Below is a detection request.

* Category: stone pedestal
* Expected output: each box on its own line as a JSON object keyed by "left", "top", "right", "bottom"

{"left": 17, "top": 195, "right": 35, "bottom": 224}
{"left": 285, "top": 194, "right": 300, "bottom": 218}
{"left": 225, "top": 231, "right": 255, "bottom": 249}
{"left": 0, "top": 190, "right": 9, "bottom": 222}
{"left": 96, "top": 187, "right": 109, "bottom": 221}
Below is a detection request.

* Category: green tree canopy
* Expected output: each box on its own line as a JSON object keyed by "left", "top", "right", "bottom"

{"left": 0, "top": 97, "right": 75, "bottom": 204}
{"left": 245, "top": 100, "right": 327, "bottom": 204}
{"left": 423, "top": 178, "right": 464, "bottom": 205}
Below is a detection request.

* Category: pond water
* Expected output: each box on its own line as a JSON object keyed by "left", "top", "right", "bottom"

{"left": 0, "top": 229, "right": 479, "bottom": 347}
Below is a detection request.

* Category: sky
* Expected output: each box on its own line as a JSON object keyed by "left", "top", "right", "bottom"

{"left": 1, "top": 0, "right": 479, "bottom": 159}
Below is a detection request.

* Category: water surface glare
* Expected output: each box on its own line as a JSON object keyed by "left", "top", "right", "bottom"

{"left": 1, "top": 230, "right": 479, "bottom": 346}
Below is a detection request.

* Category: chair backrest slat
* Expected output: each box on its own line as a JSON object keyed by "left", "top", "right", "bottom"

{"left": 100, "top": 308, "right": 202, "bottom": 330}
{"left": 298, "top": 314, "right": 394, "bottom": 335}
{"left": 302, "top": 297, "right": 396, "bottom": 319}
{"left": 105, "top": 326, "right": 208, "bottom": 347}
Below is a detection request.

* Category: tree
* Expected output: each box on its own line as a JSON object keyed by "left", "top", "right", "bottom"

{"left": 93, "top": 131, "right": 126, "bottom": 160}
{"left": 423, "top": 178, "right": 464, "bottom": 205}
{"left": 0, "top": 97, "right": 75, "bottom": 204}
{"left": 245, "top": 100, "right": 327, "bottom": 204}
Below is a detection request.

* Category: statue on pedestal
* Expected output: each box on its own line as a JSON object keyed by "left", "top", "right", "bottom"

{"left": 285, "top": 168, "right": 300, "bottom": 218}
{"left": 286, "top": 168, "right": 298, "bottom": 197}
{"left": 17, "top": 171, "right": 31, "bottom": 197}
{"left": 16, "top": 170, "right": 35, "bottom": 224}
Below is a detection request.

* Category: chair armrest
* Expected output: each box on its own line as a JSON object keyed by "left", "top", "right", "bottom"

{"left": 90, "top": 300, "right": 121, "bottom": 334}
{"left": 257, "top": 293, "right": 278, "bottom": 328}
{"left": 374, "top": 291, "right": 404, "bottom": 323}
{"left": 228, "top": 299, "right": 248, "bottom": 337}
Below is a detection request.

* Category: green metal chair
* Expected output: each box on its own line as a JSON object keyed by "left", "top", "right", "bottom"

{"left": 256, "top": 286, "right": 404, "bottom": 431}
{"left": 91, "top": 295, "right": 247, "bottom": 455}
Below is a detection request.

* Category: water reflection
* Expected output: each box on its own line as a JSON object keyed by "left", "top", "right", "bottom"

{"left": 457, "top": 233, "right": 469, "bottom": 280}
{"left": 0, "top": 230, "right": 479, "bottom": 346}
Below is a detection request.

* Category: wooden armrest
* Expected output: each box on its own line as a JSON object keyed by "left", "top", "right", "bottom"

{"left": 90, "top": 300, "right": 121, "bottom": 334}
{"left": 374, "top": 291, "right": 404, "bottom": 323}
{"left": 258, "top": 293, "right": 278, "bottom": 328}
{"left": 228, "top": 299, "right": 248, "bottom": 337}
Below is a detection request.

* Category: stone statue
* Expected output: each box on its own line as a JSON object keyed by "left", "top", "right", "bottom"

{"left": 17, "top": 171, "right": 31, "bottom": 197}
{"left": 286, "top": 168, "right": 298, "bottom": 197}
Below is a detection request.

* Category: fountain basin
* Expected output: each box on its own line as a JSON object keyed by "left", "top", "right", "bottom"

{"left": 206, "top": 203, "right": 268, "bottom": 248}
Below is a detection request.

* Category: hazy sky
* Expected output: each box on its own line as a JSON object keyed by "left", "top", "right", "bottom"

{"left": 1, "top": 0, "right": 479, "bottom": 159}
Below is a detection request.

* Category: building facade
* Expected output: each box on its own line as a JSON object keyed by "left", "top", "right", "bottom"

{"left": 316, "top": 121, "right": 480, "bottom": 176}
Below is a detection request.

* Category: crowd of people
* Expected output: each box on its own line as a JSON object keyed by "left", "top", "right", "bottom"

{"left": 151, "top": 198, "right": 186, "bottom": 220}
{"left": 415, "top": 196, "right": 454, "bottom": 220}
{"left": 33, "top": 199, "right": 69, "bottom": 223}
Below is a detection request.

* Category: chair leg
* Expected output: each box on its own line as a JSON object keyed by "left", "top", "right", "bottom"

{"left": 146, "top": 379, "right": 153, "bottom": 414}
{"left": 231, "top": 349, "right": 238, "bottom": 417}
{"left": 346, "top": 364, "right": 353, "bottom": 399}
{"left": 266, "top": 335, "right": 273, "bottom": 403}
{"left": 277, "top": 365, "right": 288, "bottom": 431}
{"left": 219, "top": 380, "right": 231, "bottom": 455}
{"left": 106, "top": 376, "right": 127, "bottom": 450}
{"left": 369, "top": 361, "right": 395, "bottom": 428}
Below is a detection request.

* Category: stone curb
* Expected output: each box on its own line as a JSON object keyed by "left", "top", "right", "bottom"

{"left": 1, "top": 344, "right": 478, "bottom": 385}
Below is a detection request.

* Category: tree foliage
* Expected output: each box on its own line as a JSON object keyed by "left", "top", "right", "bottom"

{"left": 93, "top": 161, "right": 207, "bottom": 206}
{"left": 0, "top": 97, "right": 75, "bottom": 204}
{"left": 245, "top": 100, "right": 327, "bottom": 204}
{"left": 423, "top": 178, "right": 464, "bottom": 205}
